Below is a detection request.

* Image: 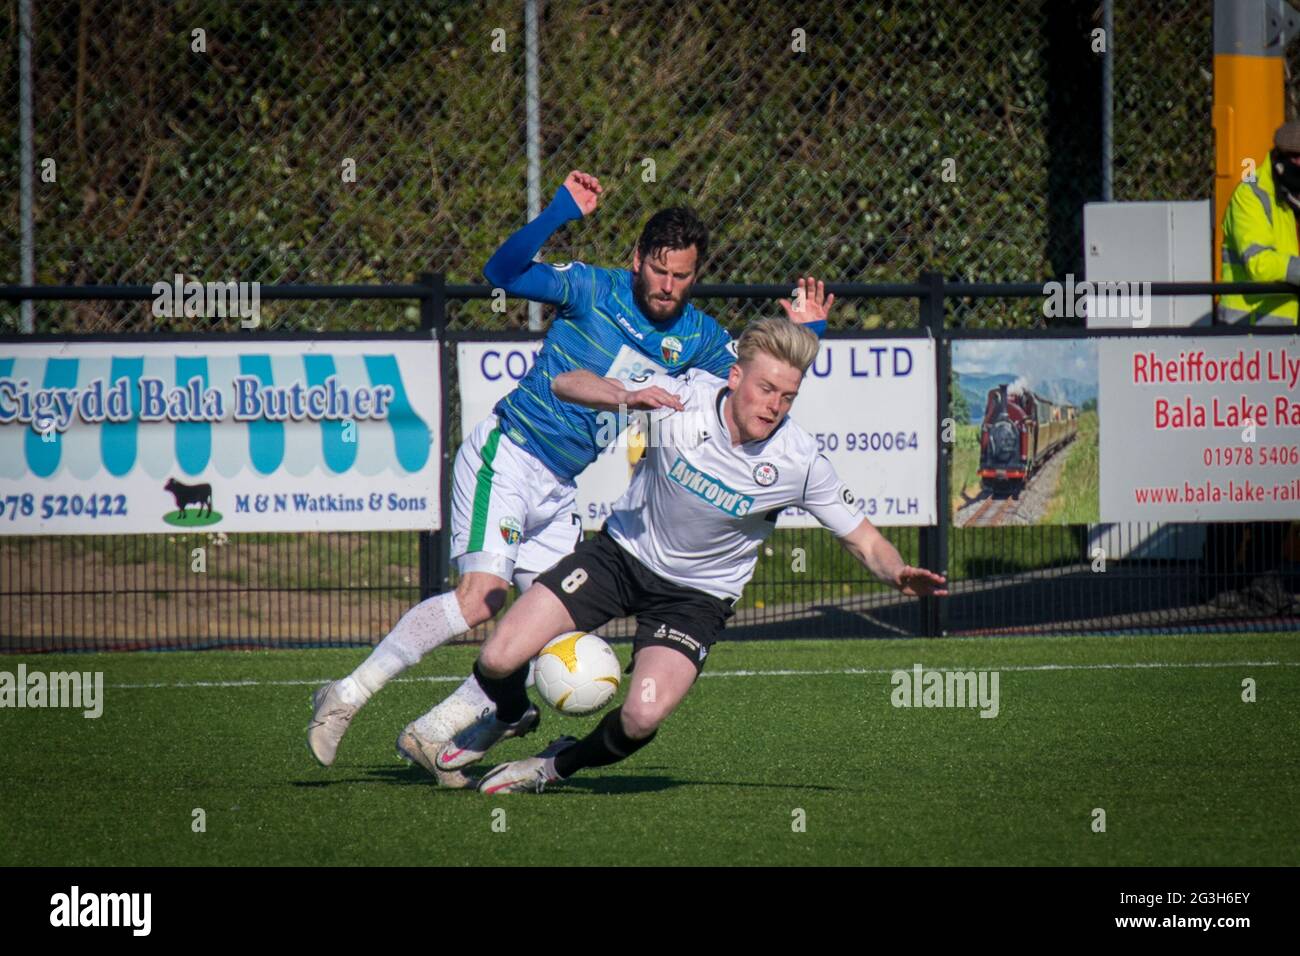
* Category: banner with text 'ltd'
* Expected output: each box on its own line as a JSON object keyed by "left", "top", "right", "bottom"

{"left": 0, "top": 340, "right": 440, "bottom": 533}
{"left": 1099, "top": 336, "right": 1300, "bottom": 521}
{"left": 458, "top": 339, "right": 935, "bottom": 529}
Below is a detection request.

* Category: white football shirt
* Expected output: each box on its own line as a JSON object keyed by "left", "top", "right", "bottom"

{"left": 605, "top": 368, "right": 863, "bottom": 601}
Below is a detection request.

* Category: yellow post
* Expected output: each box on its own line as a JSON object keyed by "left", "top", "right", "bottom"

{"left": 1213, "top": 0, "right": 1300, "bottom": 279}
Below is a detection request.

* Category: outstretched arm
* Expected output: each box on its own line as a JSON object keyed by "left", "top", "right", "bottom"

{"left": 483, "top": 170, "right": 603, "bottom": 303}
{"left": 838, "top": 518, "right": 948, "bottom": 596}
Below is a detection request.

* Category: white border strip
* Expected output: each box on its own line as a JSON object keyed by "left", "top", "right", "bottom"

{"left": 100, "top": 659, "right": 1300, "bottom": 691}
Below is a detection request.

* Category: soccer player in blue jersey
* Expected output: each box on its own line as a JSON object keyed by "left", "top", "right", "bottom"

{"left": 308, "top": 170, "right": 828, "bottom": 779}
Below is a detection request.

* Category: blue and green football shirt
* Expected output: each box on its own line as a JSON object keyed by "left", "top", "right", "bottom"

{"left": 493, "top": 262, "right": 737, "bottom": 481}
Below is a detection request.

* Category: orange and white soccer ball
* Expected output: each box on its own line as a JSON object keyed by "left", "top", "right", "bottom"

{"left": 534, "top": 631, "right": 621, "bottom": 715}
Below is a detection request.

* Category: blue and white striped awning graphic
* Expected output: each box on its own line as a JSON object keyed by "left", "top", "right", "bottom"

{"left": 0, "top": 351, "right": 432, "bottom": 480}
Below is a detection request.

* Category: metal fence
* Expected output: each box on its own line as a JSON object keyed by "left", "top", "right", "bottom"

{"left": 3, "top": 0, "right": 1221, "bottom": 334}
{"left": 2, "top": 275, "right": 1297, "bottom": 651}
{"left": 2, "top": 1, "right": 1297, "bottom": 648}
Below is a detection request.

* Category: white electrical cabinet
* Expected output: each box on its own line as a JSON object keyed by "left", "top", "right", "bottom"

{"left": 1084, "top": 200, "right": 1211, "bottom": 559}
{"left": 1083, "top": 200, "right": 1213, "bottom": 327}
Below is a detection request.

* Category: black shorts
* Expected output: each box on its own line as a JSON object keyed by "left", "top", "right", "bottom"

{"left": 535, "top": 529, "right": 735, "bottom": 673}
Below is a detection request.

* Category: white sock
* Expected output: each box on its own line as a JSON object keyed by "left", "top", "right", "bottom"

{"left": 410, "top": 572, "right": 544, "bottom": 736}
{"left": 339, "top": 591, "right": 470, "bottom": 708}
{"left": 411, "top": 658, "right": 540, "bottom": 737}
{"left": 413, "top": 672, "right": 492, "bottom": 738}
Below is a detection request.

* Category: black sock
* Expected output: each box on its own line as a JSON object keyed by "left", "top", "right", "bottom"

{"left": 554, "top": 707, "right": 655, "bottom": 778}
{"left": 473, "top": 660, "right": 531, "bottom": 724}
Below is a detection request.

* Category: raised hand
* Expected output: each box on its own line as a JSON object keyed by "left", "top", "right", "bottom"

{"left": 780, "top": 275, "right": 836, "bottom": 326}
{"left": 562, "top": 170, "right": 603, "bottom": 217}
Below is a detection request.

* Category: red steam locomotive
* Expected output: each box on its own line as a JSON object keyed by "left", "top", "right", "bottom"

{"left": 978, "top": 383, "right": 1078, "bottom": 495}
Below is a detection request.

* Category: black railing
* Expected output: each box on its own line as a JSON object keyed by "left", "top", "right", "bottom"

{"left": 1, "top": 274, "right": 1297, "bottom": 649}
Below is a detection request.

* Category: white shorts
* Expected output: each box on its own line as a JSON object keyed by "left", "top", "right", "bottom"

{"left": 449, "top": 414, "right": 582, "bottom": 583}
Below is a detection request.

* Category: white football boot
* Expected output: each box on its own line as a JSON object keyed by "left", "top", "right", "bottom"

{"left": 394, "top": 677, "right": 501, "bottom": 785}
{"left": 307, "top": 681, "right": 357, "bottom": 767}
{"left": 394, "top": 693, "right": 492, "bottom": 788}
{"left": 395, "top": 726, "right": 473, "bottom": 789}
{"left": 434, "top": 703, "right": 542, "bottom": 771}
{"left": 477, "top": 737, "right": 578, "bottom": 795}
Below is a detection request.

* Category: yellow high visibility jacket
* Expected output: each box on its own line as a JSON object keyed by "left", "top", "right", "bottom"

{"left": 1220, "top": 157, "right": 1300, "bottom": 325}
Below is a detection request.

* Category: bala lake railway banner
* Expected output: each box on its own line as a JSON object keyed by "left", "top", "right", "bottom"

{"left": 0, "top": 340, "right": 441, "bottom": 534}
{"left": 1098, "top": 336, "right": 1300, "bottom": 522}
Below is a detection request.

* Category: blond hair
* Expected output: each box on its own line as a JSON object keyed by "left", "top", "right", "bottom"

{"left": 735, "top": 316, "right": 820, "bottom": 373}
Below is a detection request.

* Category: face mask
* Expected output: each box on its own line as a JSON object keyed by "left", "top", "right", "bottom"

{"left": 1273, "top": 150, "right": 1300, "bottom": 196}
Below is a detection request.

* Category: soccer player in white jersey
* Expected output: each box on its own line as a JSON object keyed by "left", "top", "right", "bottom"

{"left": 427, "top": 316, "right": 948, "bottom": 793}
{"left": 307, "top": 169, "right": 827, "bottom": 778}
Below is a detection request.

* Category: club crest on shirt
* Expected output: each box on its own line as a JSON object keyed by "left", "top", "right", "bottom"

{"left": 753, "top": 462, "right": 779, "bottom": 487}
{"left": 840, "top": 486, "right": 856, "bottom": 508}
{"left": 499, "top": 516, "right": 522, "bottom": 545}
{"left": 660, "top": 335, "right": 683, "bottom": 365}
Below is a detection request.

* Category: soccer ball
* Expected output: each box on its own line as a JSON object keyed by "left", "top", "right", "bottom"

{"left": 534, "top": 631, "right": 622, "bottom": 715}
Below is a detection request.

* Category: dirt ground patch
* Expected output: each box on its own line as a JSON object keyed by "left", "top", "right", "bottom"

{"left": 1, "top": 537, "right": 420, "bottom": 649}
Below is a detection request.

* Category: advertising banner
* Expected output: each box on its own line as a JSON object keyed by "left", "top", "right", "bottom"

{"left": 0, "top": 340, "right": 441, "bottom": 533}
{"left": 458, "top": 338, "right": 935, "bottom": 529}
{"left": 1099, "top": 337, "right": 1300, "bottom": 521}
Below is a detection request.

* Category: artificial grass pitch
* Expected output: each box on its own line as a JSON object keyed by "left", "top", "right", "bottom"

{"left": 1, "top": 633, "right": 1296, "bottom": 867}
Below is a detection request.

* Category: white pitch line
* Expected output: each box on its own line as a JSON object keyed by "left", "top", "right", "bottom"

{"left": 100, "top": 659, "right": 1300, "bottom": 691}
{"left": 702, "top": 660, "right": 1298, "bottom": 678}
{"left": 105, "top": 675, "right": 469, "bottom": 690}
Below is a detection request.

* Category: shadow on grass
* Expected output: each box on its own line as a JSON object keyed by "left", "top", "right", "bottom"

{"left": 293, "top": 766, "right": 847, "bottom": 795}
{"left": 291, "top": 764, "right": 457, "bottom": 787}
{"left": 727, "top": 603, "right": 916, "bottom": 641}
{"left": 557, "top": 776, "right": 845, "bottom": 795}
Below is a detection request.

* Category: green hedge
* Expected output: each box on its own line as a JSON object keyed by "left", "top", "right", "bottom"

{"left": 0, "top": 0, "right": 1219, "bottom": 332}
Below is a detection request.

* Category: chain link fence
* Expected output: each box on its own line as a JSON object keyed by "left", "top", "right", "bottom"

{"left": 4, "top": 0, "right": 1297, "bottom": 649}
{"left": 3, "top": 0, "right": 1222, "bottom": 334}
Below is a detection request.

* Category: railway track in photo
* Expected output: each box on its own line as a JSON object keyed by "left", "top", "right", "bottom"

{"left": 954, "top": 443, "right": 1072, "bottom": 528}
{"left": 963, "top": 490, "right": 1022, "bottom": 527}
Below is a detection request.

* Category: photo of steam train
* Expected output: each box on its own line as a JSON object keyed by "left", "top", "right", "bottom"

{"left": 978, "top": 383, "right": 1079, "bottom": 496}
